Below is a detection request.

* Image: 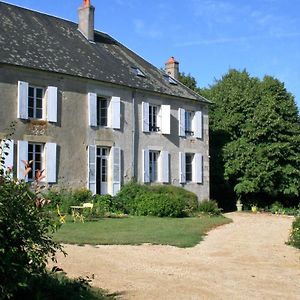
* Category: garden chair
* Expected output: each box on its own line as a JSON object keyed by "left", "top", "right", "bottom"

{"left": 56, "top": 204, "right": 66, "bottom": 224}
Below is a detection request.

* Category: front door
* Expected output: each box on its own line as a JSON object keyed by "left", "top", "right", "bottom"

{"left": 96, "top": 147, "right": 109, "bottom": 195}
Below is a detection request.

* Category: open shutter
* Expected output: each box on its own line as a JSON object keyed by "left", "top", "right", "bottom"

{"left": 111, "top": 146, "right": 121, "bottom": 195}
{"left": 178, "top": 108, "right": 185, "bottom": 137}
{"left": 47, "top": 86, "right": 58, "bottom": 123}
{"left": 110, "top": 96, "right": 121, "bottom": 129}
{"left": 17, "top": 81, "right": 28, "bottom": 119}
{"left": 142, "top": 102, "right": 149, "bottom": 132}
{"left": 161, "top": 105, "right": 171, "bottom": 134}
{"left": 179, "top": 152, "right": 186, "bottom": 184}
{"left": 1, "top": 139, "right": 14, "bottom": 175}
{"left": 143, "top": 149, "right": 150, "bottom": 183}
{"left": 194, "top": 111, "right": 203, "bottom": 139}
{"left": 45, "top": 143, "right": 57, "bottom": 183}
{"left": 160, "top": 151, "right": 169, "bottom": 183}
{"left": 88, "top": 93, "right": 97, "bottom": 127}
{"left": 17, "top": 140, "right": 28, "bottom": 181}
{"left": 87, "top": 145, "right": 96, "bottom": 194}
{"left": 193, "top": 153, "right": 203, "bottom": 183}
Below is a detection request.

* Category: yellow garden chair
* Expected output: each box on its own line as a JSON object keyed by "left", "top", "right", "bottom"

{"left": 56, "top": 204, "right": 66, "bottom": 224}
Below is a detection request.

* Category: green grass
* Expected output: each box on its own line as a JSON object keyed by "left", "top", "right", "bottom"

{"left": 53, "top": 216, "right": 231, "bottom": 248}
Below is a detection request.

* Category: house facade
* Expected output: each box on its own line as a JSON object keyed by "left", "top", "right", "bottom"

{"left": 0, "top": 1, "right": 210, "bottom": 200}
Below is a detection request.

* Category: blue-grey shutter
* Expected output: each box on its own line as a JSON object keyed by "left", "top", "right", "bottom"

{"left": 111, "top": 146, "right": 121, "bottom": 195}
{"left": 45, "top": 142, "right": 57, "bottom": 183}
{"left": 110, "top": 97, "right": 121, "bottom": 129}
{"left": 142, "top": 102, "right": 149, "bottom": 132}
{"left": 160, "top": 150, "right": 169, "bottom": 183}
{"left": 47, "top": 86, "right": 58, "bottom": 123}
{"left": 179, "top": 152, "right": 186, "bottom": 183}
{"left": 143, "top": 149, "right": 150, "bottom": 183}
{"left": 88, "top": 93, "right": 97, "bottom": 127}
{"left": 161, "top": 105, "right": 171, "bottom": 134}
{"left": 178, "top": 108, "right": 185, "bottom": 137}
{"left": 17, "top": 81, "right": 28, "bottom": 119}
{"left": 194, "top": 111, "right": 203, "bottom": 139}
{"left": 87, "top": 145, "right": 96, "bottom": 194}
{"left": 1, "top": 139, "right": 14, "bottom": 176}
{"left": 17, "top": 140, "right": 28, "bottom": 181}
{"left": 194, "top": 153, "right": 203, "bottom": 183}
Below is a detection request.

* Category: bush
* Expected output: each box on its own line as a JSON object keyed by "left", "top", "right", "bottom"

{"left": 288, "top": 217, "right": 300, "bottom": 249}
{"left": 198, "top": 199, "right": 222, "bottom": 216}
{"left": 92, "top": 194, "right": 114, "bottom": 218}
{"left": 0, "top": 177, "right": 63, "bottom": 299}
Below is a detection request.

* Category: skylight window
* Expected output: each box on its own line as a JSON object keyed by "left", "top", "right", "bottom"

{"left": 131, "top": 66, "right": 146, "bottom": 77}
{"left": 164, "top": 74, "right": 178, "bottom": 85}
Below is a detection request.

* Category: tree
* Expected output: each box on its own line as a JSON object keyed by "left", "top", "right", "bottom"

{"left": 178, "top": 72, "right": 199, "bottom": 92}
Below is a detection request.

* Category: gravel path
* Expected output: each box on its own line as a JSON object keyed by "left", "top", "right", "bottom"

{"left": 53, "top": 213, "right": 300, "bottom": 299}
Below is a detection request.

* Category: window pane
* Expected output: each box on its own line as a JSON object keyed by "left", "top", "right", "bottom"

{"left": 36, "top": 98, "right": 43, "bottom": 109}
{"left": 29, "top": 87, "right": 34, "bottom": 97}
{"left": 36, "top": 109, "right": 42, "bottom": 119}
{"left": 36, "top": 88, "right": 43, "bottom": 98}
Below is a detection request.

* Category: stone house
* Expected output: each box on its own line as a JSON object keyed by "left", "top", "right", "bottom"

{"left": 0, "top": 1, "right": 210, "bottom": 200}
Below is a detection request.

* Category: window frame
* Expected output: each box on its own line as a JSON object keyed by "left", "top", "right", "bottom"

{"left": 149, "top": 150, "right": 159, "bottom": 182}
{"left": 185, "top": 153, "right": 194, "bottom": 182}
{"left": 97, "top": 96, "right": 109, "bottom": 127}
{"left": 185, "top": 110, "right": 194, "bottom": 136}
{"left": 27, "top": 142, "right": 44, "bottom": 181}
{"left": 149, "top": 104, "right": 160, "bottom": 132}
{"left": 28, "top": 86, "right": 44, "bottom": 120}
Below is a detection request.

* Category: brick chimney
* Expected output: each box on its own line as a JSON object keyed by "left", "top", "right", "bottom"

{"left": 165, "top": 56, "right": 179, "bottom": 80}
{"left": 78, "top": 0, "right": 95, "bottom": 41}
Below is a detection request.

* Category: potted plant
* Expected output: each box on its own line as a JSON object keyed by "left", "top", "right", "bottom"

{"left": 236, "top": 197, "right": 243, "bottom": 212}
{"left": 251, "top": 203, "right": 258, "bottom": 213}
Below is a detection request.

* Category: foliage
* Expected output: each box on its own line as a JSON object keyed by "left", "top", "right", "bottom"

{"left": 91, "top": 194, "right": 116, "bottom": 218}
{"left": 115, "top": 182, "right": 198, "bottom": 217}
{"left": 0, "top": 176, "right": 63, "bottom": 299}
{"left": 198, "top": 199, "right": 222, "bottom": 216}
{"left": 178, "top": 72, "right": 199, "bottom": 92}
{"left": 288, "top": 217, "right": 300, "bottom": 249}
{"left": 54, "top": 215, "right": 231, "bottom": 248}
{"left": 203, "top": 69, "right": 300, "bottom": 208}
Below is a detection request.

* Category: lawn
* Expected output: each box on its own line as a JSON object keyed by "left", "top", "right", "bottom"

{"left": 53, "top": 215, "right": 231, "bottom": 248}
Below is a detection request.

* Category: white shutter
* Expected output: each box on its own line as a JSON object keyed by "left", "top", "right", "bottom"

{"left": 47, "top": 86, "right": 58, "bottom": 123}
{"left": 193, "top": 153, "right": 203, "bottom": 183}
{"left": 142, "top": 102, "right": 149, "bottom": 132}
{"left": 161, "top": 105, "right": 171, "bottom": 134}
{"left": 179, "top": 152, "right": 186, "bottom": 184}
{"left": 111, "top": 146, "right": 121, "bottom": 195}
{"left": 87, "top": 145, "right": 96, "bottom": 194}
{"left": 143, "top": 149, "right": 150, "bottom": 183}
{"left": 88, "top": 93, "right": 97, "bottom": 127}
{"left": 178, "top": 108, "right": 185, "bottom": 137}
{"left": 45, "top": 143, "right": 57, "bottom": 183}
{"left": 17, "top": 81, "right": 28, "bottom": 119}
{"left": 160, "top": 150, "right": 169, "bottom": 183}
{"left": 194, "top": 111, "right": 203, "bottom": 139}
{"left": 17, "top": 140, "right": 28, "bottom": 181}
{"left": 110, "top": 96, "right": 121, "bottom": 129}
{"left": 1, "top": 139, "right": 14, "bottom": 175}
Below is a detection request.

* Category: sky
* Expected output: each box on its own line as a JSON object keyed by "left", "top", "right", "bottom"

{"left": 4, "top": 0, "right": 300, "bottom": 109}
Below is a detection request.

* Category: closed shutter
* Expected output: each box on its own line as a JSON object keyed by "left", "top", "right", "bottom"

{"left": 17, "top": 140, "right": 28, "bottom": 181}
{"left": 17, "top": 81, "right": 28, "bottom": 119}
{"left": 88, "top": 93, "right": 97, "bottom": 127}
{"left": 111, "top": 146, "right": 121, "bottom": 195}
{"left": 160, "top": 150, "right": 169, "bottom": 183}
{"left": 194, "top": 111, "right": 203, "bottom": 139}
{"left": 87, "top": 145, "right": 96, "bottom": 194}
{"left": 47, "top": 86, "right": 58, "bottom": 123}
{"left": 1, "top": 139, "right": 14, "bottom": 175}
{"left": 143, "top": 149, "right": 150, "bottom": 183}
{"left": 142, "top": 102, "right": 149, "bottom": 132}
{"left": 179, "top": 152, "right": 186, "bottom": 184}
{"left": 45, "top": 143, "right": 57, "bottom": 183}
{"left": 161, "top": 105, "right": 171, "bottom": 134}
{"left": 110, "top": 96, "right": 121, "bottom": 129}
{"left": 194, "top": 153, "right": 203, "bottom": 183}
{"left": 178, "top": 108, "right": 185, "bottom": 137}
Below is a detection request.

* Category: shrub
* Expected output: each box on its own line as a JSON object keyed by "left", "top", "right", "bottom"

{"left": 198, "top": 199, "right": 222, "bottom": 216}
{"left": 92, "top": 194, "right": 114, "bottom": 218}
{"left": 288, "top": 217, "right": 300, "bottom": 249}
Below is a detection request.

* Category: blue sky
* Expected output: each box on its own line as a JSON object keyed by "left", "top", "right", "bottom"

{"left": 5, "top": 0, "right": 300, "bottom": 109}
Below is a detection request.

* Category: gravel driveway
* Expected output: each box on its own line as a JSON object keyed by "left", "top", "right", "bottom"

{"left": 53, "top": 213, "right": 300, "bottom": 299}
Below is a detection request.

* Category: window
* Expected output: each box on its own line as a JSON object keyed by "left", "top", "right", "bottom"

{"left": 163, "top": 74, "right": 177, "bottom": 85}
{"left": 131, "top": 66, "right": 146, "bottom": 77}
{"left": 27, "top": 143, "right": 43, "bottom": 181}
{"left": 28, "top": 86, "right": 44, "bottom": 119}
{"left": 185, "top": 111, "right": 194, "bottom": 136}
{"left": 96, "top": 147, "right": 109, "bottom": 194}
{"left": 149, "top": 150, "right": 159, "bottom": 182}
{"left": 149, "top": 105, "right": 160, "bottom": 132}
{"left": 97, "top": 97, "right": 108, "bottom": 126}
{"left": 185, "top": 153, "right": 193, "bottom": 182}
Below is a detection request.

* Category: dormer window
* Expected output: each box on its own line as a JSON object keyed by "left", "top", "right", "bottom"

{"left": 164, "top": 74, "right": 178, "bottom": 85}
{"left": 131, "top": 66, "right": 146, "bottom": 77}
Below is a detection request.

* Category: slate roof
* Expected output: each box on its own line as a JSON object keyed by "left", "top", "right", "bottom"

{"left": 0, "top": 2, "right": 209, "bottom": 103}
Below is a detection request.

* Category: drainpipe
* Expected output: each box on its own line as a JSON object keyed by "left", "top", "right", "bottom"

{"left": 131, "top": 90, "right": 136, "bottom": 180}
